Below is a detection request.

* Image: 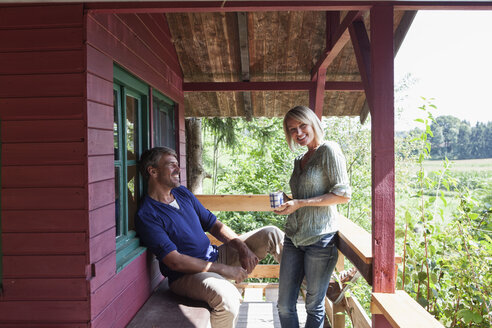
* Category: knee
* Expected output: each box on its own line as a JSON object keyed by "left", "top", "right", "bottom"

{"left": 219, "top": 295, "right": 240, "bottom": 319}
{"left": 264, "top": 226, "right": 284, "bottom": 259}
{"left": 305, "top": 297, "right": 325, "bottom": 315}
{"left": 277, "top": 299, "right": 295, "bottom": 316}
{"left": 210, "top": 291, "right": 240, "bottom": 328}
{"left": 210, "top": 283, "right": 242, "bottom": 315}
{"left": 262, "top": 226, "right": 284, "bottom": 246}
{"left": 264, "top": 225, "right": 284, "bottom": 238}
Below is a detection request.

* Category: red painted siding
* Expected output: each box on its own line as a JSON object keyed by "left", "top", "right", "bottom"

{"left": 0, "top": 4, "right": 184, "bottom": 327}
{"left": 85, "top": 9, "right": 184, "bottom": 328}
{"left": 0, "top": 4, "right": 90, "bottom": 327}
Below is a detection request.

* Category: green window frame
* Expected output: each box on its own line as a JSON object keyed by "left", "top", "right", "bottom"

{"left": 152, "top": 89, "right": 176, "bottom": 149}
{"left": 113, "top": 65, "right": 149, "bottom": 271}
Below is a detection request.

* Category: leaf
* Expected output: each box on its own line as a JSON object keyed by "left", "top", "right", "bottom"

{"left": 418, "top": 271, "right": 428, "bottom": 282}
{"left": 457, "top": 309, "right": 482, "bottom": 324}
{"left": 405, "top": 210, "right": 413, "bottom": 224}
{"left": 430, "top": 272, "right": 438, "bottom": 284}
{"left": 417, "top": 296, "right": 429, "bottom": 307}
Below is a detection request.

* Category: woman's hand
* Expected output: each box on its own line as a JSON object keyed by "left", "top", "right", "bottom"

{"left": 273, "top": 199, "right": 300, "bottom": 215}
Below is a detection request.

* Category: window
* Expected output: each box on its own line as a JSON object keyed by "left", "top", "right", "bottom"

{"left": 152, "top": 90, "right": 176, "bottom": 149}
{"left": 113, "top": 66, "right": 149, "bottom": 271}
{"left": 112, "top": 66, "right": 177, "bottom": 271}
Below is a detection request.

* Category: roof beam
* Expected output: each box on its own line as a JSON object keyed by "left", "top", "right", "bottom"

{"left": 183, "top": 81, "right": 364, "bottom": 92}
{"left": 309, "top": 69, "right": 327, "bottom": 118}
{"left": 349, "top": 19, "right": 373, "bottom": 116}
{"left": 309, "top": 10, "right": 361, "bottom": 116}
{"left": 310, "top": 11, "right": 362, "bottom": 79}
{"left": 237, "top": 12, "right": 253, "bottom": 120}
{"left": 356, "top": 10, "right": 417, "bottom": 124}
{"left": 394, "top": 10, "right": 417, "bottom": 56}
{"left": 309, "top": 11, "right": 340, "bottom": 117}
{"left": 85, "top": 1, "right": 492, "bottom": 14}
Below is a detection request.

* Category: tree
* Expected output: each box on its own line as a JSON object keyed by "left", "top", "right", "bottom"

{"left": 185, "top": 118, "right": 208, "bottom": 193}
{"left": 457, "top": 121, "right": 471, "bottom": 159}
{"left": 430, "top": 115, "right": 461, "bottom": 159}
{"left": 470, "top": 122, "right": 487, "bottom": 158}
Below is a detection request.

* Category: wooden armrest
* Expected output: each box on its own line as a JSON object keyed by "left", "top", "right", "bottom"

{"left": 371, "top": 291, "right": 443, "bottom": 328}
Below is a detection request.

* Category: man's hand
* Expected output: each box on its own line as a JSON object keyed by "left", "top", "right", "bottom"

{"left": 220, "top": 265, "right": 248, "bottom": 284}
{"left": 210, "top": 220, "right": 259, "bottom": 273}
{"left": 238, "top": 244, "right": 259, "bottom": 273}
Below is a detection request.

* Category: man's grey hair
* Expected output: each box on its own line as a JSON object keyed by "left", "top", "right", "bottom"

{"left": 138, "top": 146, "right": 177, "bottom": 181}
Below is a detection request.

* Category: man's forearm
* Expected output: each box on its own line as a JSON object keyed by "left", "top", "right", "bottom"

{"left": 210, "top": 221, "right": 251, "bottom": 258}
{"left": 163, "top": 251, "right": 248, "bottom": 282}
{"left": 209, "top": 220, "right": 240, "bottom": 244}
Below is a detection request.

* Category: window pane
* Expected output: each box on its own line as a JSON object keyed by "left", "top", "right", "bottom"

{"left": 113, "top": 89, "right": 119, "bottom": 161}
{"left": 126, "top": 95, "right": 138, "bottom": 161}
{"left": 127, "top": 164, "right": 138, "bottom": 232}
{"left": 115, "top": 166, "right": 122, "bottom": 237}
{"left": 153, "top": 98, "right": 175, "bottom": 149}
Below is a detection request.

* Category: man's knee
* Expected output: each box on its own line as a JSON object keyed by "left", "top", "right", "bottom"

{"left": 207, "top": 278, "right": 242, "bottom": 310}
{"left": 257, "top": 225, "right": 284, "bottom": 244}
{"left": 209, "top": 282, "right": 241, "bottom": 327}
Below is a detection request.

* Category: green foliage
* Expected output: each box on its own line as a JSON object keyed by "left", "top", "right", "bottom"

{"left": 396, "top": 99, "right": 492, "bottom": 327}
{"left": 200, "top": 101, "right": 492, "bottom": 327}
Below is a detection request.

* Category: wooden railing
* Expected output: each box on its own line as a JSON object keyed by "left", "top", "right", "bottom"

{"left": 196, "top": 194, "right": 443, "bottom": 328}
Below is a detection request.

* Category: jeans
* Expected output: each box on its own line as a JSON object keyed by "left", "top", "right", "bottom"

{"left": 277, "top": 234, "right": 338, "bottom": 328}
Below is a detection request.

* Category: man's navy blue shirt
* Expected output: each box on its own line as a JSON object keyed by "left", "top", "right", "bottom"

{"left": 135, "top": 186, "right": 218, "bottom": 284}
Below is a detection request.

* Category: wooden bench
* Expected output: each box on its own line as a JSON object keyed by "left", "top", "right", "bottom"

{"left": 127, "top": 278, "right": 211, "bottom": 328}
{"left": 372, "top": 290, "right": 444, "bottom": 328}
{"left": 128, "top": 231, "right": 281, "bottom": 328}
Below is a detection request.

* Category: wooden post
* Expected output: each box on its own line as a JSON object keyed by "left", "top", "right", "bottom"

{"left": 370, "top": 4, "right": 395, "bottom": 328}
{"left": 309, "top": 68, "right": 326, "bottom": 119}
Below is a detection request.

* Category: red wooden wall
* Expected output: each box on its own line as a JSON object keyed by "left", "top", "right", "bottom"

{"left": 0, "top": 3, "right": 185, "bottom": 327}
{"left": 85, "top": 10, "right": 185, "bottom": 328}
{"left": 0, "top": 3, "right": 89, "bottom": 326}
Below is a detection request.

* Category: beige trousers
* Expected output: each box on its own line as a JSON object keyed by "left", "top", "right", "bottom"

{"left": 169, "top": 225, "right": 284, "bottom": 328}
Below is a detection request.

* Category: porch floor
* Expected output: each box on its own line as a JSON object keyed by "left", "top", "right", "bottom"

{"left": 236, "top": 287, "right": 307, "bottom": 328}
{"left": 127, "top": 280, "right": 307, "bottom": 328}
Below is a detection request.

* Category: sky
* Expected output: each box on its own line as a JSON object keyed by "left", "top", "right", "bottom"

{"left": 394, "top": 10, "right": 492, "bottom": 131}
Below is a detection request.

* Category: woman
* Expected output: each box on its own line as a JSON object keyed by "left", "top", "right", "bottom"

{"left": 275, "top": 106, "right": 351, "bottom": 328}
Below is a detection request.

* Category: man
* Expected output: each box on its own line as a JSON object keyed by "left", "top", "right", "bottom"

{"left": 135, "top": 147, "right": 284, "bottom": 328}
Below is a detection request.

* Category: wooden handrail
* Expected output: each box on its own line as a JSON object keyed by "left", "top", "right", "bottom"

{"left": 196, "top": 194, "right": 401, "bottom": 284}
{"left": 372, "top": 291, "right": 444, "bottom": 328}
{"left": 198, "top": 194, "right": 439, "bottom": 328}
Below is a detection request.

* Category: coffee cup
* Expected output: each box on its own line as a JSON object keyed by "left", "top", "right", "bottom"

{"left": 269, "top": 191, "right": 284, "bottom": 208}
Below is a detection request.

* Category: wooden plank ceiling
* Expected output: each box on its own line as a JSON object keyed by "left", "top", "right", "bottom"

{"left": 166, "top": 10, "right": 407, "bottom": 119}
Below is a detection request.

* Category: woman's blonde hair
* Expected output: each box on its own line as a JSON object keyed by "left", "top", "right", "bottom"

{"left": 283, "top": 106, "right": 324, "bottom": 151}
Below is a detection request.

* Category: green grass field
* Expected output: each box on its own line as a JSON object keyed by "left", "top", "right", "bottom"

{"left": 399, "top": 158, "right": 492, "bottom": 221}
{"left": 424, "top": 158, "right": 492, "bottom": 172}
